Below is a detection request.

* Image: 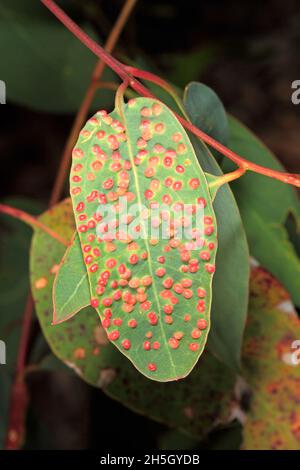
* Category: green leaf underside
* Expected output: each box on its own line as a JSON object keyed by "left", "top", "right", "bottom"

{"left": 225, "top": 115, "right": 300, "bottom": 307}
{"left": 242, "top": 266, "right": 300, "bottom": 450}
{"left": 183, "top": 81, "right": 229, "bottom": 163}
{"left": 69, "top": 97, "right": 218, "bottom": 381}
{"left": 31, "top": 200, "right": 235, "bottom": 440}
{"left": 184, "top": 83, "right": 249, "bottom": 369}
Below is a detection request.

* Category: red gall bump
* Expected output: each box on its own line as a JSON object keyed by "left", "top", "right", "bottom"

{"left": 164, "top": 316, "right": 173, "bottom": 324}
{"left": 73, "top": 163, "right": 83, "bottom": 172}
{"left": 103, "top": 178, "right": 114, "bottom": 190}
{"left": 141, "top": 301, "right": 151, "bottom": 311}
{"left": 71, "top": 187, "right": 81, "bottom": 195}
{"left": 73, "top": 148, "right": 84, "bottom": 158}
{"left": 169, "top": 337, "right": 179, "bottom": 349}
{"left": 184, "top": 314, "right": 191, "bottom": 322}
{"left": 189, "top": 178, "right": 200, "bottom": 189}
{"left": 148, "top": 363, "right": 157, "bottom": 372}
{"left": 72, "top": 175, "right": 82, "bottom": 183}
{"left": 129, "top": 254, "right": 139, "bottom": 265}
{"left": 197, "top": 288, "right": 206, "bottom": 298}
{"left": 102, "top": 318, "right": 111, "bottom": 328}
{"left": 104, "top": 308, "right": 112, "bottom": 318}
{"left": 78, "top": 224, "right": 88, "bottom": 233}
{"left": 92, "top": 161, "right": 103, "bottom": 171}
{"left": 176, "top": 165, "right": 185, "bottom": 174}
{"left": 205, "top": 264, "right": 215, "bottom": 274}
{"left": 108, "top": 331, "right": 120, "bottom": 341}
{"left": 93, "top": 248, "right": 101, "bottom": 257}
{"left": 118, "top": 264, "right": 126, "bottom": 274}
{"left": 189, "top": 343, "right": 199, "bottom": 352}
{"left": 128, "top": 319, "right": 137, "bottom": 328}
{"left": 205, "top": 226, "right": 214, "bottom": 236}
{"left": 102, "top": 297, "right": 112, "bottom": 307}
{"left": 174, "top": 331, "right": 184, "bottom": 340}
{"left": 197, "top": 319, "right": 208, "bottom": 330}
{"left": 200, "top": 251, "right": 210, "bottom": 261}
{"left": 89, "top": 264, "right": 99, "bottom": 273}
{"left": 183, "top": 289, "right": 193, "bottom": 299}
{"left": 173, "top": 283, "right": 183, "bottom": 294}
{"left": 144, "top": 167, "right": 155, "bottom": 178}
{"left": 173, "top": 181, "right": 183, "bottom": 191}
{"left": 113, "top": 290, "right": 122, "bottom": 301}
{"left": 152, "top": 341, "right": 160, "bottom": 350}
{"left": 163, "top": 278, "right": 174, "bottom": 289}
{"left": 96, "top": 130, "right": 106, "bottom": 139}
{"left": 197, "top": 197, "right": 207, "bottom": 208}
{"left": 144, "top": 189, "right": 153, "bottom": 199}
{"left": 182, "top": 278, "right": 192, "bottom": 288}
{"left": 142, "top": 276, "right": 152, "bottom": 286}
{"left": 90, "top": 298, "right": 99, "bottom": 308}
{"left": 191, "top": 328, "right": 201, "bottom": 339}
{"left": 113, "top": 318, "right": 122, "bottom": 326}
{"left": 164, "top": 177, "right": 173, "bottom": 187}
{"left": 164, "top": 304, "right": 173, "bottom": 315}
{"left": 76, "top": 202, "right": 85, "bottom": 213}
{"left": 96, "top": 285, "right": 104, "bottom": 295}
{"left": 148, "top": 312, "right": 158, "bottom": 325}
{"left": 141, "top": 107, "right": 152, "bottom": 117}
{"left": 208, "top": 242, "right": 215, "bottom": 250}
{"left": 143, "top": 341, "right": 151, "bottom": 351}
{"left": 155, "top": 268, "right": 166, "bottom": 277}
{"left": 122, "top": 339, "right": 131, "bottom": 350}
{"left": 98, "top": 193, "right": 107, "bottom": 204}
{"left": 162, "top": 194, "right": 172, "bottom": 204}
{"left": 85, "top": 255, "right": 93, "bottom": 265}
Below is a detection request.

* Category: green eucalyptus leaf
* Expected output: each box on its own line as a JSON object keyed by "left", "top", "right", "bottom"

{"left": 69, "top": 97, "right": 218, "bottom": 381}
{"left": 184, "top": 82, "right": 249, "bottom": 370}
{"left": 226, "top": 116, "right": 300, "bottom": 307}
{"left": 0, "top": 1, "right": 116, "bottom": 113}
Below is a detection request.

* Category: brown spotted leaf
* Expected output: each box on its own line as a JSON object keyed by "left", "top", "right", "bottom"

{"left": 30, "top": 199, "right": 236, "bottom": 439}
{"left": 69, "top": 97, "right": 218, "bottom": 381}
{"left": 242, "top": 266, "right": 300, "bottom": 450}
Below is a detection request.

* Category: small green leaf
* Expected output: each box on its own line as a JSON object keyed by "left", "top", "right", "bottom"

{"left": 53, "top": 232, "right": 89, "bottom": 324}
{"left": 242, "top": 266, "right": 300, "bottom": 450}
{"left": 184, "top": 83, "right": 249, "bottom": 370}
{"left": 225, "top": 116, "right": 300, "bottom": 307}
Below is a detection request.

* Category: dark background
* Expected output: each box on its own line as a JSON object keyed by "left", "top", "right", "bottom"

{"left": 0, "top": 0, "right": 299, "bottom": 449}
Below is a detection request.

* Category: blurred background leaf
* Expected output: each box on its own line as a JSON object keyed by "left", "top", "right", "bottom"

{"left": 0, "top": 0, "right": 117, "bottom": 113}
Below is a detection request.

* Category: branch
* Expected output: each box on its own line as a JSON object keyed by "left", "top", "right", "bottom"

{"left": 42, "top": 0, "right": 300, "bottom": 188}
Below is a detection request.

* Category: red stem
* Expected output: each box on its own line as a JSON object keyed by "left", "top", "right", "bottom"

{"left": 42, "top": 0, "right": 300, "bottom": 188}
{"left": 0, "top": 204, "right": 68, "bottom": 246}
